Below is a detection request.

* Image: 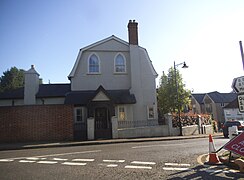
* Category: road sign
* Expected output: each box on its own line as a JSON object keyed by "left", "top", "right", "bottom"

{"left": 232, "top": 76, "right": 244, "bottom": 93}
{"left": 238, "top": 94, "right": 244, "bottom": 113}
{"left": 224, "top": 132, "right": 244, "bottom": 156}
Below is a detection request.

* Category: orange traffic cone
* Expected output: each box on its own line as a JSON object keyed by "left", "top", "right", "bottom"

{"left": 205, "top": 134, "right": 222, "bottom": 165}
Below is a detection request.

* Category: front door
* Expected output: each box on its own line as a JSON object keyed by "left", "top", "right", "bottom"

{"left": 95, "top": 107, "right": 112, "bottom": 139}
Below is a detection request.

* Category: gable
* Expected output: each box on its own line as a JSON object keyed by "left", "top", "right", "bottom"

{"left": 68, "top": 36, "right": 129, "bottom": 78}
{"left": 191, "top": 94, "right": 205, "bottom": 104}
{"left": 92, "top": 91, "right": 110, "bottom": 101}
{"left": 203, "top": 95, "right": 213, "bottom": 104}
{"left": 89, "top": 38, "right": 129, "bottom": 52}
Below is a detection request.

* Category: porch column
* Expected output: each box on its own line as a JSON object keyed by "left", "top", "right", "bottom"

{"left": 87, "top": 117, "right": 95, "bottom": 140}
{"left": 111, "top": 116, "right": 118, "bottom": 139}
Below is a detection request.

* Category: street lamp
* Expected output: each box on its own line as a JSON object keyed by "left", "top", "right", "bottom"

{"left": 174, "top": 61, "right": 188, "bottom": 136}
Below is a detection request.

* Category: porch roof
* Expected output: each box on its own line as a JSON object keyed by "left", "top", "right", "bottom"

{"left": 65, "top": 89, "right": 136, "bottom": 105}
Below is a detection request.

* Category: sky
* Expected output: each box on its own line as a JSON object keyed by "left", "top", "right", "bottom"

{"left": 0, "top": 0, "right": 244, "bottom": 93}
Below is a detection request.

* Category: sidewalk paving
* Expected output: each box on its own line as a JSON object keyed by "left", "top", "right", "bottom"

{"left": 0, "top": 133, "right": 223, "bottom": 151}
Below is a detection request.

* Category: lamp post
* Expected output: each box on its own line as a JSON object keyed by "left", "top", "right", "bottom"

{"left": 174, "top": 61, "right": 188, "bottom": 136}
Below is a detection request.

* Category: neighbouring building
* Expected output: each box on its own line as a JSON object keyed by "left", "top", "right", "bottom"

{"left": 191, "top": 91, "right": 237, "bottom": 127}
{"left": 0, "top": 20, "right": 158, "bottom": 141}
{"left": 223, "top": 98, "right": 244, "bottom": 121}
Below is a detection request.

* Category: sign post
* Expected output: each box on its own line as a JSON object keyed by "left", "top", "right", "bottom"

{"left": 224, "top": 132, "right": 244, "bottom": 156}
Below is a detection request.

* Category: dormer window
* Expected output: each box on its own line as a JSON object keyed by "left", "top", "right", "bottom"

{"left": 88, "top": 54, "right": 100, "bottom": 74}
{"left": 114, "top": 53, "right": 126, "bottom": 73}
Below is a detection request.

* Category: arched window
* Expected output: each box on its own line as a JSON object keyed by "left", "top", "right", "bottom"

{"left": 115, "top": 54, "right": 126, "bottom": 73}
{"left": 88, "top": 54, "right": 100, "bottom": 73}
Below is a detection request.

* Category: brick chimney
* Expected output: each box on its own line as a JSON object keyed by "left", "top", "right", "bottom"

{"left": 127, "top": 20, "right": 138, "bottom": 45}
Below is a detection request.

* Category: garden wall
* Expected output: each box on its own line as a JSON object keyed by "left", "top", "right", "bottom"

{"left": 0, "top": 105, "right": 73, "bottom": 143}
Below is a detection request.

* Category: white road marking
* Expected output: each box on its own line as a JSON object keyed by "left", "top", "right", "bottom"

{"left": 131, "top": 161, "right": 156, "bottom": 165}
{"left": 37, "top": 161, "right": 58, "bottom": 164}
{"left": 52, "top": 158, "right": 68, "bottom": 161}
{"left": 26, "top": 157, "right": 40, "bottom": 160}
{"left": 62, "top": 162, "right": 87, "bottom": 166}
{"left": 4, "top": 150, "right": 101, "bottom": 160}
{"left": 229, "top": 169, "right": 239, "bottom": 173}
{"left": 165, "top": 163, "right": 190, "bottom": 167}
{"left": 98, "top": 163, "right": 119, "bottom": 167}
{"left": 103, "top": 160, "right": 125, "bottom": 163}
{"left": 125, "top": 165, "right": 152, "bottom": 169}
{"left": 163, "top": 167, "right": 189, "bottom": 171}
{"left": 0, "top": 159, "right": 14, "bottom": 162}
{"left": 72, "top": 159, "right": 94, "bottom": 162}
{"left": 132, "top": 142, "right": 195, "bottom": 149}
{"left": 19, "top": 160, "right": 36, "bottom": 163}
{"left": 106, "top": 164, "right": 118, "bottom": 167}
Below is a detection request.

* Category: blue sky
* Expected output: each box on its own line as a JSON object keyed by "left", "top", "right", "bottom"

{"left": 0, "top": 0, "right": 243, "bottom": 93}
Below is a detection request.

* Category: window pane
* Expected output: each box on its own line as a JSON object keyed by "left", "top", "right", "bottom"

{"left": 148, "top": 107, "right": 154, "bottom": 119}
{"left": 116, "top": 66, "right": 125, "bottom": 72}
{"left": 76, "top": 108, "right": 82, "bottom": 122}
{"left": 89, "top": 55, "right": 99, "bottom": 73}
{"left": 115, "top": 54, "right": 125, "bottom": 72}
{"left": 119, "top": 107, "right": 125, "bottom": 120}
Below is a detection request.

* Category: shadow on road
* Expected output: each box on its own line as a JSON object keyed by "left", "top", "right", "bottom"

{"left": 167, "top": 165, "right": 243, "bottom": 180}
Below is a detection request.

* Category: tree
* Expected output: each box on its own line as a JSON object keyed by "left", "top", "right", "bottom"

{"left": 157, "top": 67, "right": 191, "bottom": 115}
{"left": 0, "top": 67, "right": 25, "bottom": 93}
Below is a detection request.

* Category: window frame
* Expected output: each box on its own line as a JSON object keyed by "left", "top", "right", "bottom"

{"left": 147, "top": 105, "right": 155, "bottom": 120}
{"left": 88, "top": 53, "right": 101, "bottom": 74}
{"left": 118, "top": 106, "right": 126, "bottom": 121}
{"left": 114, "top": 53, "right": 126, "bottom": 74}
{"left": 74, "top": 107, "right": 84, "bottom": 123}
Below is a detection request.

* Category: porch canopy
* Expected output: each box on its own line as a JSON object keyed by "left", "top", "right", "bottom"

{"left": 64, "top": 85, "right": 136, "bottom": 105}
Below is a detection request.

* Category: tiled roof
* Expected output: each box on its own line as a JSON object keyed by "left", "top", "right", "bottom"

{"left": 224, "top": 98, "right": 238, "bottom": 108}
{"left": 191, "top": 93, "right": 205, "bottom": 104}
{"left": 0, "top": 84, "right": 136, "bottom": 105}
{"left": 0, "top": 84, "right": 71, "bottom": 99}
{"left": 36, "top": 84, "right": 71, "bottom": 98}
{"left": 0, "top": 88, "right": 24, "bottom": 99}
{"left": 192, "top": 91, "right": 237, "bottom": 104}
{"left": 207, "top": 91, "right": 237, "bottom": 103}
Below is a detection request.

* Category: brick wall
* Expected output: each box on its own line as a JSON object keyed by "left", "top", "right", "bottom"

{"left": 0, "top": 105, "right": 74, "bottom": 143}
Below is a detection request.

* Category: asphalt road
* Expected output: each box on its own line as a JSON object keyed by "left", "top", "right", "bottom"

{"left": 0, "top": 137, "right": 243, "bottom": 180}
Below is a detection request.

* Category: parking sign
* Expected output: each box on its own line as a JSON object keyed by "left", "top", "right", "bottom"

{"left": 238, "top": 94, "right": 244, "bottom": 113}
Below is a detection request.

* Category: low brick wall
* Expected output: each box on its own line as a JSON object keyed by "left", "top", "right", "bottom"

{"left": 0, "top": 105, "right": 74, "bottom": 143}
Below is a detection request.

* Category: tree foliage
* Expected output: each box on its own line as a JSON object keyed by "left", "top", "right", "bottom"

{"left": 157, "top": 67, "right": 191, "bottom": 115}
{"left": 0, "top": 67, "right": 25, "bottom": 93}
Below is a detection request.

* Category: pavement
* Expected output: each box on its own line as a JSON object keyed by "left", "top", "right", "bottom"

{"left": 0, "top": 133, "right": 223, "bottom": 151}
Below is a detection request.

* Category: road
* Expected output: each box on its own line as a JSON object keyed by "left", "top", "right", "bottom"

{"left": 0, "top": 137, "right": 243, "bottom": 179}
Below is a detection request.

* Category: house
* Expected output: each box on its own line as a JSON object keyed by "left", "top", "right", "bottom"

{"left": 0, "top": 20, "right": 158, "bottom": 141}
{"left": 223, "top": 98, "right": 244, "bottom": 121}
{"left": 191, "top": 91, "right": 237, "bottom": 128}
